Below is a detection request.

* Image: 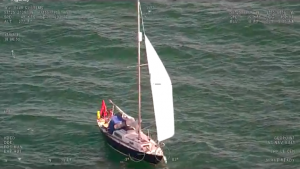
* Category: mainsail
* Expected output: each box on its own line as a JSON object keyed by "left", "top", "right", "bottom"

{"left": 144, "top": 35, "right": 174, "bottom": 142}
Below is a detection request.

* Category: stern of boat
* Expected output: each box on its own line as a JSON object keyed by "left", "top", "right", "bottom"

{"left": 96, "top": 110, "right": 110, "bottom": 129}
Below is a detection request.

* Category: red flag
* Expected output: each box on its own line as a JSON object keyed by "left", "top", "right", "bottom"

{"left": 100, "top": 100, "right": 107, "bottom": 118}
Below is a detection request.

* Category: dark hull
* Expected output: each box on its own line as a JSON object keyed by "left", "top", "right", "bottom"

{"left": 99, "top": 128, "right": 163, "bottom": 164}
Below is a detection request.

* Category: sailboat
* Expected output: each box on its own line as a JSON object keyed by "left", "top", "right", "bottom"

{"left": 96, "top": 0, "right": 174, "bottom": 165}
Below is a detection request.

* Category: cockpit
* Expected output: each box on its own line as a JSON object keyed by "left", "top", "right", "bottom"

{"left": 108, "top": 113, "right": 136, "bottom": 134}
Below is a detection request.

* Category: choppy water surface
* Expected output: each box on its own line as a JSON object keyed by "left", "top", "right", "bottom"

{"left": 0, "top": 0, "right": 299, "bottom": 169}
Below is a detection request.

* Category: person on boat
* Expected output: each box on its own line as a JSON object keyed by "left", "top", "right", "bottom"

{"left": 104, "top": 109, "right": 113, "bottom": 123}
{"left": 108, "top": 113, "right": 126, "bottom": 134}
{"left": 107, "top": 109, "right": 113, "bottom": 117}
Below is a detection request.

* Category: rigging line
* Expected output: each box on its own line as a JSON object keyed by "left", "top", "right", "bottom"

{"left": 139, "top": 3, "right": 146, "bottom": 35}
{"left": 142, "top": 123, "right": 155, "bottom": 130}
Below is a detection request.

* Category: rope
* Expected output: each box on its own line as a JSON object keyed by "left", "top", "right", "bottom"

{"left": 139, "top": 3, "right": 146, "bottom": 35}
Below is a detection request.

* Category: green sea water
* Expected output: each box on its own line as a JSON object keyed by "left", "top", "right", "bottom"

{"left": 0, "top": 0, "right": 299, "bottom": 169}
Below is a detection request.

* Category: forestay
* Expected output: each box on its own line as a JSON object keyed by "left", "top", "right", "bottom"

{"left": 144, "top": 35, "right": 174, "bottom": 142}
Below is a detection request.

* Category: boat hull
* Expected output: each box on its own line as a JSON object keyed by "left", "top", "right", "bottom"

{"left": 100, "top": 128, "right": 163, "bottom": 164}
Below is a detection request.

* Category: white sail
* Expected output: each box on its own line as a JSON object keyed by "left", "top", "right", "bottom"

{"left": 144, "top": 35, "right": 174, "bottom": 142}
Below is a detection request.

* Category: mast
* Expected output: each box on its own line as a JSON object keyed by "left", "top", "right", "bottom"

{"left": 137, "top": 0, "right": 142, "bottom": 139}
